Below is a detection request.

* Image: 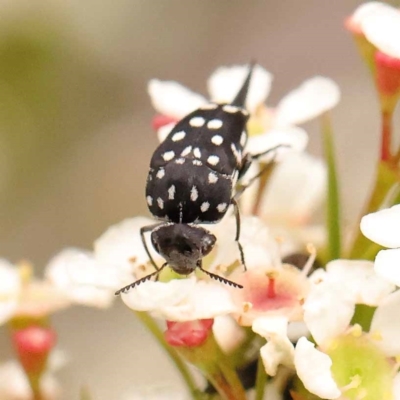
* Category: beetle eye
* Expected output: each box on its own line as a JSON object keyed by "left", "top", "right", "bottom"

{"left": 200, "top": 233, "right": 216, "bottom": 256}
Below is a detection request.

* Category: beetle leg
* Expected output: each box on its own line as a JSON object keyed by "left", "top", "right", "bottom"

{"left": 230, "top": 198, "right": 247, "bottom": 271}
{"left": 235, "top": 144, "right": 289, "bottom": 199}
{"left": 140, "top": 223, "right": 165, "bottom": 271}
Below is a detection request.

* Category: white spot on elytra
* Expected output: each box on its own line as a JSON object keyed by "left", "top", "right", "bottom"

{"left": 241, "top": 109, "right": 249, "bottom": 116}
{"left": 162, "top": 151, "right": 175, "bottom": 161}
{"left": 157, "top": 198, "right": 164, "bottom": 209}
{"left": 181, "top": 146, "right": 192, "bottom": 157}
{"left": 190, "top": 186, "right": 198, "bottom": 201}
{"left": 156, "top": 169, "right": 165, "bottom": 179}
{"left": 207, "top": 155, "right": 220, "bottom": 166}
{"left": 146, "top": 196, "right": 153, "bottom": 206}
{"left": 208, "top": 172, "right": 218, "bottom": 184}
{"left": 172, "top": 131, "right": 186, "bottom": 142}
{"left": 175, "top": 158, "right": 185, "bottom": 164}
{"left": 240, "top": 131, "right": 247, "bottom": 147}
{"left": 168, "top": 185, "right": 175, "bottom": 200}
{"left": 211, "top": 135, "right": 223, "bottom": 146}
{"left": 189, "top": 116, "right": 205, "bottom": 127}
{"left": 193, "top": 147, "right": 201, "bottom": 158}
{"left": 223, "top": 105, "right": 240, "bottom": 113}
{"left": 200, "top": 103, "right": 218, "bottom": 110}
{"left": 193, "top": 160, "right": 202, "bottom": 166}
{"left": 200, "top": 202, "right": 210, "bottom": 212}
{"left": 207, "top": 119, "right": 223, "bottom": 129}
{"left": 217, "top": 203, "right": 228, "bottom": 213}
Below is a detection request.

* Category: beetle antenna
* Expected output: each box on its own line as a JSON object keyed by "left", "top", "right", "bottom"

{"left": 115, "top": 263, "right": 168, "bottom": 295}
{"left": 198, "top": 266, "right": 243, "bottom": 289}
{"left": 231, "top": 61, "right": 256, "bottom": 108}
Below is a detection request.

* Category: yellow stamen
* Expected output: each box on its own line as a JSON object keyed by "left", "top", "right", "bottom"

{"left": 17, "top": 260, "right": 33, "bottom": 285}
{"left": 341, "top": 374, "right": 362, "bottom": 392}
{"left": 243, "top": 302, "right": 253, "bottom": 313}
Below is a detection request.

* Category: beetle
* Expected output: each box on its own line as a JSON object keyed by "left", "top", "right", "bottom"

{"left": 115, "top": 64, "right": 284, "bottom": 295}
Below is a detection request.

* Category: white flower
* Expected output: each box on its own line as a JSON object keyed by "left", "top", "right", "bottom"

{"left": 294, "top": 337, "right": 341, "bottom": 399}
{"left": 252, "top": 316, "right": 294, "bottom": 376}
{"left": 213, "top": 315, "right": 246, "bottom": 354}
{"left": 243, "top": 152, "right": 327, "bottom": 253}
{"left": 95, "top": 216, "right": 164, "bottom": 277}
{"left": 294, "top": 260, "right": 399, "bottom": 399}
{"left": 0, "top": 260, "right": 21, "bottom": 325}
{"left": 121, "top": 277, "right": 236, "bottom": 321}
{"left": 361, "top": 205, "right": 400, "bottom": 286}
{"left": 207, "top": 64, "right": 273, "bottom": 112}
{"left": 355, "top": 2, "right": 400, "bottom": 59}
{"left": 148, "top": 63, "right": 339, "bottom": 161}
{"left": 304, "top": 259, "right": 394, "bottom": 344}
{"left": 0, "top": 351, "right": 65, "bottom": 400}
{"left": 0, "top": 260, "right": 70, "bottom": 324}
{"left": 45, "top": 248, "right": 123, "bottom": 308}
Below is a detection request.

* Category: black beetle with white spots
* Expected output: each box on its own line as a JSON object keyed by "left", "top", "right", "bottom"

{"left": 115, "top": 64, "right": 287, "bottom": 295}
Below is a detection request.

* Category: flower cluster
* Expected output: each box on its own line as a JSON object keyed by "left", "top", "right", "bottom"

{"left": 1, "top": 1, "right": 400, "bottom": 399}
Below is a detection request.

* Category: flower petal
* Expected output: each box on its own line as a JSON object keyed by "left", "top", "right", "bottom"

{"left": 157, "top": 122, "right": 175, "bottom": 142}
{"left": 121, "top": 278, "right": 195, "bottom": 314}
{"left": 375, "top": 248, "right": 400, "bottom": 286}
{"left": 122, "top": 278, "right": 235, "bottom": 321}
{"left": 326, "top": 259, "right": 395, "bottom": 306}
{"left": 361, "top": 3, "right": 400, "bottom": 59}
{"left": 360, "top": 205, "right": 400, "bottom": 248}
{"left": 162, "top": 280, "right": 235, "bottom": 321}
{"left": 207, "top": 65, "right": 273, "bottom": 112}
{"left": 348, "top": 2, "right": 387, "bottom": 31}
{"left": 370, "top": 290, "right": 400, "bottom": 357}
{"left": 252, "top": 316, "right": 294, "bottom": 376}
{"left": 258, "top": 152, "right": 326, "bottom": 224}
{"left": 94, "top": 217, "right": 163, "bottom": 275}
{"left": 213, "top": 315, "right": 246, "bottom": 353}
{"left": 0, "top": 260, "right": 20, "bottom": 325}
{"left": 274, "top": 77, "right": 340, "bottom": 127}
{"left": 294, "top": 337, "right": 341, "bottom": 399}
{"left": 393, "top": 372, "right": 400, "bottom": 400}
{"left": 246, "top": 126, "right": 309, "bottom": 162}
{"left": 148, "top": 79, "right": 207, "bottom": 119}
{"left": 303, "top": 278, "right": 355, "bottom": 345}
{"left": 45, "top": 249, "right": 121, "bottom": 308}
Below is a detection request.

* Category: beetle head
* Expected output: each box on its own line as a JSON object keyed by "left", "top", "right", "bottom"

{"left": 151, "top": 224, "right": 216, "bottom": 275}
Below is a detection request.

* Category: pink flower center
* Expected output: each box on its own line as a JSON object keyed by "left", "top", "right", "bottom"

{"left": 231, "top": 266, "right": 309, "bottom": 325}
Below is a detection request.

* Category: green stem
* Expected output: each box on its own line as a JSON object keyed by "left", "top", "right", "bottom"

{"left": 135, "top": 312, "right": 200, "bottom": 399}
{"left": 178, "top": 335, "right": 247, "bottom": 400}
{"left": 254, "top": 355, "right": 267, "bottom": 400}
{"left": 321, "top": 113, "right": 341, "bottom": 261}
{"left": 30, "top": 375, "right": 44, "bottom": 400}
{"left": 348, "top": 161, "right": 398, "bottom": 259}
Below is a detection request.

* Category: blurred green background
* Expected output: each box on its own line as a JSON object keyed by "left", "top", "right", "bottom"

{"left": 0, "top": 1, "right": 398, "bottom": 399}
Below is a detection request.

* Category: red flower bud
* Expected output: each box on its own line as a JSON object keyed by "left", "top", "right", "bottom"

{"left": 164, "top": 319, "right": 214, "bottom": 347}
{"left": 375, "top": 51, "right": 400, "bottom": 97}
{"left": 12, "top": 326, "right": 56, "bottom": 376}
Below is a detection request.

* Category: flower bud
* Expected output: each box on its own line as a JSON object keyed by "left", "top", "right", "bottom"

{"left": 12, "top": 326, "right": 57, "bottom": 377}
{"left": 164, "top": 319, "right": 214, "bottom": 347}
{"left": 375, "top": 51, "right": 400, "bottom": 99}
